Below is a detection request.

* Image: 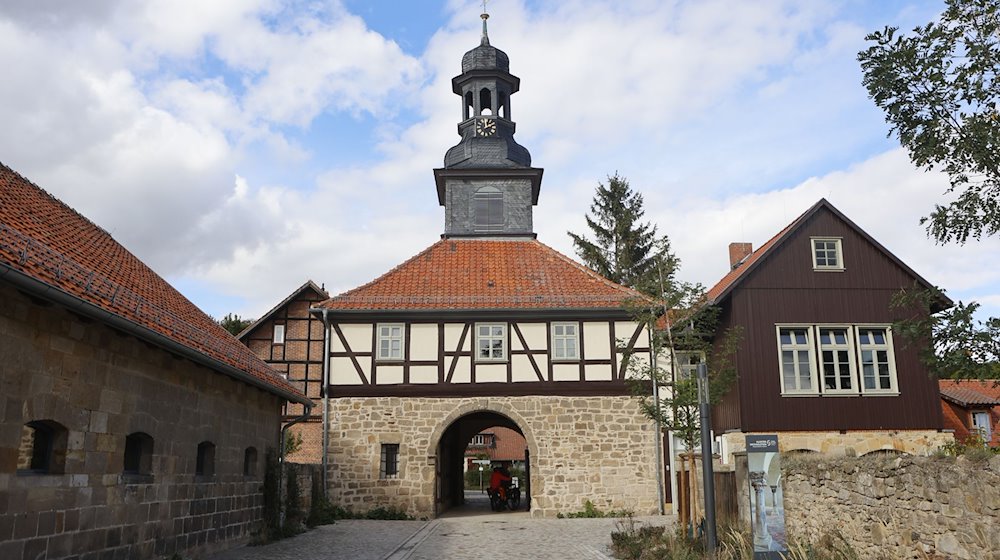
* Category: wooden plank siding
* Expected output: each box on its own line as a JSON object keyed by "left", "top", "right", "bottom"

{"left": 712, "top": 208, "right": 943, "bottom": 433}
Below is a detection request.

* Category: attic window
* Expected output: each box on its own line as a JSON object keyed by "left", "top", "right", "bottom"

{"left": 273, "top": 324, "right": 286, "bottom": 344}
{"left": 811, "top": 238, "right": 843, "bottom": 271}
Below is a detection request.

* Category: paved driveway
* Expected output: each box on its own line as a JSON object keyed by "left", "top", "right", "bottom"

{"left": 210, "top": 494, "right": 674, "bottom": 560}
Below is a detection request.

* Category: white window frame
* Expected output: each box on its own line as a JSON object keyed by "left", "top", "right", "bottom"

{"left": 674, "top": 351, "right": 705, "bottom": 381}
{"left": 816, "top": 326, "right": 859, "bottom": 394}
{"left": 476, "top": 323, "right": 507, "bottom": 362}
{"left": 855, "top": 326, "right": 898, "bottom": 395}
{"left": 551, "top": 322, "right": 580, "bottom": 361}
{"left": 272, "top": 324, "right": 285, "bottom": 344}
{"left": 776, "top": 325, "right": 819, "bottom": 395}
{"left": 971, "top": 411, "right": 992, "bottom": 441}
{"left": 376, "top": 323, "right": 405, "bottom": 361}
{"left": 811, "top": 237, "right": 844, "bottom": 271}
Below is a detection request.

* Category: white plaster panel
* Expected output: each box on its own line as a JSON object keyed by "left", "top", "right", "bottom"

{"left": 584, "top": 364, "right": 613, "bottom": 381}
{"left": 476, "top": 363, "right": 506, "bottom": 383}
{"left": 330, "top": 357, "right": 364, "bottom": 385}
{"left": 552, "top": 363, "right": 579, "bottom": 382}
{"left": 583, "top": 322, "right": 611, "bottom": 360}
{"left": 444, "top": 323, "right": 469, "bottom": 351}
{"left": 623, "top": 352, "right": 651, "bottom": 380}
{"left": 511, "top": 356, "right": 538, "bottom": 382}
{"left": 409, "top": 324, "right": 438, "bottom": 361}
{"left": 614, "top": 321, "right": 641, "bottom": 348}
{"left": 341, "top": 324, "right": 372, "bottom": 353}
{"left": 450, "top": 357, "right": 471, "bottom": 383}
{"left": 377, "top": 365, "right": 404, "bottom": 385}
{"left": 409, "top": 366, "right": 438, "bottom": 384}
{"left": 517, "top": 323, "right": 547, "bottom": 351}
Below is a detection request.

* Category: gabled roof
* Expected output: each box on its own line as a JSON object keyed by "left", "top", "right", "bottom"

{"left": 237, "top": 280, "right": 328, "bottom": 340}
{"left": 706, "top": 198, "right": 951, "bottom": 308}
{"left": 0, "top": 162, "right": 309, "bottom": 405}
{"left": 316, "top": 238, "right": 649, "bottom": 312}
{"left": 940, "top": 380, "right": 1000, "bottom": 407}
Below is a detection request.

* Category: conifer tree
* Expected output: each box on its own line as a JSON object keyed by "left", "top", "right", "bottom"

{"left": 568, "top": 173, "right": 672, "bottom": 294}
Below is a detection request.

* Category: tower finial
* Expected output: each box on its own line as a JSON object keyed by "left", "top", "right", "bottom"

{"left": 480, "top": 0, "right": 490, "bottom": 46}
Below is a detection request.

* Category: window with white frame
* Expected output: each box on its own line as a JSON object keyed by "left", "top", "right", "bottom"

{"left": 551, "top": 322, "right": 579, "bottom": 360}
{"left": 476, "top": 323, "right": 507, "bottom": 361}
{"left": 376, "top": 323, "right": 404, "bottom": 361}
{"left": 818, "top": 327, "right": 856, "bottom": 393}
{"left": 675, "top": 351, "right": 704, "bottom": 380}
{"left": 811, "top": 238, "right": 844, "bottom": 271}
{"left": 856, "top": 327, "right": 896, "bottom": 393}
{"left": 971, "top": 411, "right": 992, "bottom": 440}
{"left": 777, "top": 327, "right": 817, "bottom": 394}
{"left": 273, "top": 324, "right": 285, "bottom": 344}
{"left": 776, "top": 325, "right": 898, "bottom": 396}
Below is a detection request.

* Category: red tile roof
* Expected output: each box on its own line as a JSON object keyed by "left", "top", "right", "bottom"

{"left": 939, "top": 380, "right": 1000, "bottom": 407}
{"left": 705, "top": 199, "right": 948, "bottom": 308}
{"left": 0, "top": 162, "right": 308, "bottom": 404}
{"left": 318, "top": 238, "right": 650, "bottom": 311}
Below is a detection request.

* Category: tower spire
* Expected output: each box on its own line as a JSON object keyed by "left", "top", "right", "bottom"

{"left": 481, "top": 1, "right": 490, "bottom": 46}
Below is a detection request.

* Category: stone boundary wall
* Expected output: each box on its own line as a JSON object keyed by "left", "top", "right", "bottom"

{"left": 783, "top": 454, "right": 1000, "bottom": 560}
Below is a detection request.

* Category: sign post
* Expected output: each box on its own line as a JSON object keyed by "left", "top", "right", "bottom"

{"left": 745, "top": 435, "right": 787, "bottom": 559}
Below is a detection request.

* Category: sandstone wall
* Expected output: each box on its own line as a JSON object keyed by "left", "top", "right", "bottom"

{"left": 0, "top": 284, "right": 285, "bottom": 559}
{"left": 327, "top": 396, "right": 660, "bottom": 518}
{"left": 720, "top": 430, "right": 954, "bottom": 465}
{"left": 783, "top": 454, "right": 1000, "bottom": 560}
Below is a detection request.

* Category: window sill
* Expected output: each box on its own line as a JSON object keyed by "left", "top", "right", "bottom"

{"left": 475, "top": 359, "right": 508, "bottom": 364}
{"left": 551, "top": 358, "right": 581, "bottom": 363}
{"left": 375, "top": 358, "right": 404, "bottom": 363}
{"left": 780, "top": 392, "right": 820, "bottom": 397}
{"left": 812, "top": 268, "right": 845, "bottom": 273}
{"left": 821, "top": 392, "right": 861, "bottom": 397}
{"left": 861, "top": 392, "right": 900, "bottom": 397}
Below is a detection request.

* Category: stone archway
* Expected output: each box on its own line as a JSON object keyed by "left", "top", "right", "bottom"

{"left": 428, "top": 400, "right": 538, "bottom": 516}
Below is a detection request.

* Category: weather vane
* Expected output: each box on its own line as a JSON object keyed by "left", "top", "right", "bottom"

{"left": 482, "top": 0, "right": 489, "bottom": 15}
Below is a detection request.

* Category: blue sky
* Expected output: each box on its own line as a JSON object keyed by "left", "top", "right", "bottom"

{"left": 0, "top": 0, "right": 997, "bottom": 323}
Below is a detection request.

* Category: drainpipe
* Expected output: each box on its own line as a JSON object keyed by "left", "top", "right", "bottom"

{"left": 280, "top": 403, "right": 313, "bottom": 526}
{"left": 319, "top": 308, "right": 332, "bottom": 498}
{"left": 650, "top": 325, "right": 665, "bottom": 515}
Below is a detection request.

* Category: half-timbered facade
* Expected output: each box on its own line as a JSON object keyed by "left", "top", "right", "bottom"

{"left": 704, "top": 199, "right": 952, "bottom": 461}
{"left": 311, "top": 14, "right": 663, "bottom": 518}
{"left": 239, "top": 280, "right": 328, "bottom": 462}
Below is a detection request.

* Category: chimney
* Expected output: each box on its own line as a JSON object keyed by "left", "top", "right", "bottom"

{"left": 729, "top": 242, "right": 752, "bottom": 270}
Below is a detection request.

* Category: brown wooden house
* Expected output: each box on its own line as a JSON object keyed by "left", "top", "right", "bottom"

{"left": 238, "top": 280, "right": 328, "bottom": 463}
{"left": 703, "top": 199, "right": 952, "bottom": 460}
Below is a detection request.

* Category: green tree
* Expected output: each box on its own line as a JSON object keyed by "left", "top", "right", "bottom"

{"left": 568, "top": 173, "right": 672, "bottom": 294}
{"left": 859, "top": 0, "right": 1000, "bottom": 244}
{"left": 891, "top": 285, "right": 1000, "bottom": 380}
{"left": 218, "top": 313, "right": 254, "bottom": 336}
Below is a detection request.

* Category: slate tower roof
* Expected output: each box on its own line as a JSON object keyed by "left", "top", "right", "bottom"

{"left": 434, "top": 10, "right": 544, "bottom": 238}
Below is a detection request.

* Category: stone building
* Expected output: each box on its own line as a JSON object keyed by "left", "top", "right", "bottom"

{"left": 0, "top": 164, "right": 312, "bottom": 559}
{"left": 311, "top": 14, "right": 663, "bottom": 518}
{"left": 238, "top": 281, "right": 329, "bottom": 463}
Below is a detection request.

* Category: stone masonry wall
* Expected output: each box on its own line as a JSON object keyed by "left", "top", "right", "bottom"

{"left": 783, "top": 454, "right": 1000, "bottom": 560}
{"left": 327, "top": 396, "right": 660, "bottom": 519}
{"left": 0, "top": 284, "right": 285, "bottom": 559}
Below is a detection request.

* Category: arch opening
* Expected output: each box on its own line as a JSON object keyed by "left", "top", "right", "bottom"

{"left": 433, "top": 409, "right": 532, "bottom": 517}
{"left": 479, "top": 87, "right": 492, "bottom": 116}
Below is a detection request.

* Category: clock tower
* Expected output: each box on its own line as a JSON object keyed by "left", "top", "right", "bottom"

{"left": 433, "top": 11, "right": 543, "bottom": 238}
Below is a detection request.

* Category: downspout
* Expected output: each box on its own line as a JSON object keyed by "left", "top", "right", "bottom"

{"left": 319, "top": 308, "right": 332, "bottom": 499}
{"left": 280, "top": 403, "right": 313, "bottom": 526}
{"left": 650, "top": 324, "right": 665, "bottom": 515}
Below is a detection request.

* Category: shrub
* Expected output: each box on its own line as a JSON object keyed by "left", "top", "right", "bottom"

{"left": 559, "top": 499, "right": 633, "bottom": 519}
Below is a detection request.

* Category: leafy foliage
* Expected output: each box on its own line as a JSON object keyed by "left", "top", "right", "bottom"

{"left": 890, "top": 285, "right": 1000, "bottom": 380}
{"left": 859, "top": 0, "right": 1000, "bottom": 243}
{"left": 557, "top": 499, "right": 633, "bottom": 519}
{"left": 218, "top": 313, "right": 254, "bottom": 336}
{"left": 568, "top": 173, "right": 674, "bottom": 294}
{"left": 935, "top": 431, "right": 999, "bottom": 461}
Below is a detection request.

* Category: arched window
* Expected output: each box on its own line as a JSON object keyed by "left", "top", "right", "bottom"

{"left": 123, "top": 432, "right": 154, "bottom": 477}
{"left": 464, "top": 91, "right": 474, "bottom": 120}
{"left": 473, "top": 187, "right": 503, "bottom": 232}
{"left": 243, "top": 447, "right": 258, "bottom": 477}
{"left": 17, "top": 420, "right": 68, "bottom": 475}
{"left": 498, "top": 92, "right": 508, "bottom": 119}
{"left": 196, "top": 441, "right": 216, "bottom": 478}
{"left": 479, "top": 88, "right": 493, "bottom": 116}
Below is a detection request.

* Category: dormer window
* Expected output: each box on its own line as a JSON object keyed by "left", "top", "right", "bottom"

{"left": 811, "top": 238, "right": 843, "bottom": 271}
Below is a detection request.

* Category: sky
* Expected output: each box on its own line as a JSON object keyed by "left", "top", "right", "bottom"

{"left": 1, "top": 0, "right": 998, "bottom": 322}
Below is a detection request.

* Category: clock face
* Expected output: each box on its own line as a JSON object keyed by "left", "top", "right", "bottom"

{"left": 476, "top": 118, "right": 497, "bottom": 137}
